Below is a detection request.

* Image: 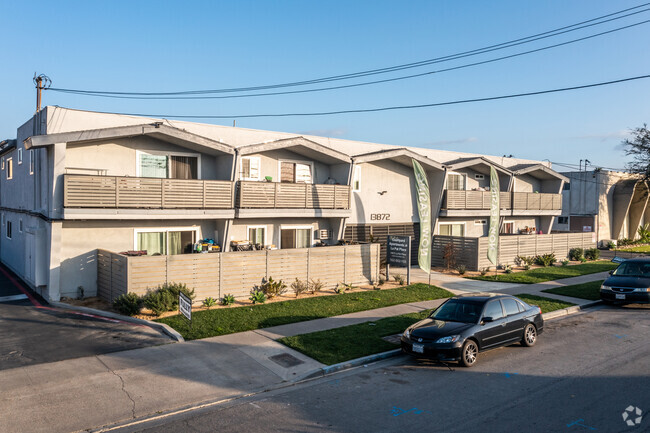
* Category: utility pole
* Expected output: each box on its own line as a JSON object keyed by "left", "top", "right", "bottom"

{"left": 33, "top": 74, "right": 51, "bottom": 113}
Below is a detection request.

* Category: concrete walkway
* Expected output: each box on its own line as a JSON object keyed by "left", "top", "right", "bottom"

{"left": 0, "top": 270, "right": 607, "bottom": 433}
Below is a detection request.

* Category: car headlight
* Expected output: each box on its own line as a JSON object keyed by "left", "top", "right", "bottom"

{"left": 634, "top": 287, "right": 650, "bottom": 292}
{"left": 601, "top": 285, "right": 611, "bottom": 291}
{"left": 403, "top": 329, "right": 410, "bottom": 339}
{"left": 435, "top": 335, "right": 460, "bottom": 344}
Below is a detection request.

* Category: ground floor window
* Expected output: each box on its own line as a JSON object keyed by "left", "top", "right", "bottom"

{"left": 280, "top": 227, "right": 312, "bottom": 248}
{"left": 439, "top": 223, "right": 464, "bottom": 237}
{"left": 502, "top": 221, "right": 514, "bottom": 234}
{"left": 136, "top": 229, "right": 197, "bottom": 255}
{"left": 248, "top": 225, "right": 266, "bottom": 245}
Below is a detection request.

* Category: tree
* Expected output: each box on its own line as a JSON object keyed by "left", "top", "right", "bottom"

{"left": 623, "top": 124, "right": 650, "bottom": 178}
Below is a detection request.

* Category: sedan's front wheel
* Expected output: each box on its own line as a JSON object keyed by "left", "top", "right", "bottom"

{"left": 460, "top": 340, "right": 478, "bottom": 367}
{"left": 522, "top": 324, "right": 537, "bottom": 347}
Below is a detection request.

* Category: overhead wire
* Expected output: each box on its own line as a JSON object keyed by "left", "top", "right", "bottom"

{"left": 46, "top": 4, "right": 650, "bottom": 98}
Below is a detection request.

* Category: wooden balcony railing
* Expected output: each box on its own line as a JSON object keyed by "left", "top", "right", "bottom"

{"left": 237, "top": 181, "right": 350, "bottom": 209}
{"left": 442, "top": 190, "right": 561, "bottom": 211}
{"left": 63, "top": 174, "right": 234, "bottom": 209}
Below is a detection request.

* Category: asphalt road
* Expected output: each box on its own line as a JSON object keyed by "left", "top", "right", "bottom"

{"left": 117, "top": 305, "right": 650, "bottom": 433}
{"left": 0, "top": 265, "right": 172, "bottom": 370}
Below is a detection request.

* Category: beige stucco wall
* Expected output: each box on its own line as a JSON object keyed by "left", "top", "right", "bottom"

{"left": 239, "top": 149, "right": 336, "bottom": 184}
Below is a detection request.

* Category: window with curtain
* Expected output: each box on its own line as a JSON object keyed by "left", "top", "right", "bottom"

{"left": 447, "top": 173, "right": 465, "bottom": 191}
{"left": 280, "top": 228, "right": 312, "bottom": 248}
{"left": 241, "top": 157, "right": 260, "bottom": 180}
{"left": 137, "top": 232, "right": 166, "bottom": 255}
{"left": 137, "top": 230, "right": 195, "bottom": 255}
{"left": 170, "top": 156, "right": 198, "bottom": 179}
{"left": 139, "top": 153, "right": 198, "bottom": 179}
{"left": 248, "top": 227, "right": 266, "bottom": 244}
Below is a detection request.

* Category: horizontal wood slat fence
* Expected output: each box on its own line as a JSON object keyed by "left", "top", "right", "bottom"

{"left": 98, "top": 244, "right": 380, "bottom": 304}
{"left": 432, "top": 232, "right": 596, "bottom": 271}
{"left": 237, "top": 181, "right": 350, "bottom": 209}
{"left": 443, "top": 190, "right": 561, "bottom": 210}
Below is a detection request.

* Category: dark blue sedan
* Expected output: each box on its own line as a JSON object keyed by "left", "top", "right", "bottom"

{"left": 401, "top": 293, "right": 544, "bottom": 367}
{"left": 600, "top": 258, "right": 650, "bottom": 304}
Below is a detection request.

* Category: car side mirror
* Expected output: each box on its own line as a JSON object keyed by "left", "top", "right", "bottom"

{"left": 609, "top": 271, "right": 613, "bottom": 275}
{"left": 482, "top": 316, "right": 494, "bottom": 324}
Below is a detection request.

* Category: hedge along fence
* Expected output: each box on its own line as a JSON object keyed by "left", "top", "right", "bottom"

{"left": 98, "top": 243, "right": 381, "bottom": 304}
{"left": 431, "top": 232, "right": 596, "bottom": 271}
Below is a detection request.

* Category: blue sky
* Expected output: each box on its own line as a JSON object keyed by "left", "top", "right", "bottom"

{"left": 1, "top": 0, "right": 649, "bottom": 171}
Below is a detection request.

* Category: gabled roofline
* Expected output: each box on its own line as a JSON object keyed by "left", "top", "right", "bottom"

{"left": 238, "top": 136, "right": 351, "bottom": 163}
{"left": 0, "top": 139, "right": 17, "bottom": 157}
{"left": 352, "top": 147, "right": 444, "bottom": 171}
{"left": 446, "top": 157, "right": 511, "bottom": 175}
{"left": 23, "top": 123, "right": 235, "bottom": 155}
{"left": 513, "top": 164, "right": 569, "bottom": 183}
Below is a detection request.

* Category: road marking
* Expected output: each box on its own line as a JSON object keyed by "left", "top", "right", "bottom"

{"left": 567, "top": 418, "right": 596, "bottom": 430}
{"left": 0, "top": 294, "right": 28, "bottom": 303}
{"left": 504, "top": 372, "right": 519, "bottom": 378}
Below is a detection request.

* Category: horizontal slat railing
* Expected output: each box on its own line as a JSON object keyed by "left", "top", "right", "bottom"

{"left": 443, "top": 190, "right": 560, "bottom": 211}
{"left": 237, "top": 181, "right": 350, "bottom": 209}
{"left": 64, "top": 174, "right": 234, "bottom": 209}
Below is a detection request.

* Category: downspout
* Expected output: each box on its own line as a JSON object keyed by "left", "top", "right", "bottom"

{"left": 223, "top": 149, "right": 239, "bottom": 252}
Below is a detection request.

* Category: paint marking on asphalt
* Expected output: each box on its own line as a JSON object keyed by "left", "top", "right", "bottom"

{"left": 0, "top": 294, "right": 28, "bottom": 303}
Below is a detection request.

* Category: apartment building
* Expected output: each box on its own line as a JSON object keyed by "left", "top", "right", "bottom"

{"left": 0, "top": 107, "right": 566, "bottom": 301}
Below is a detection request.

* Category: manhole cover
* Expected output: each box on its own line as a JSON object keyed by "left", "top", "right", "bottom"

{"left": 269, "top": 353, "right": 304, "bottom": 368}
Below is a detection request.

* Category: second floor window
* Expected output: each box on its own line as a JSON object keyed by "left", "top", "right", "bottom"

{"left": 281, "top": 161, "right": 312, "bottom": 183}
{"left": 352, "top": 166, "right": 361, "bottom": 191}
{"left": 139, "top": 153, "right": 198, "bottom": 179}
{"left": 447, "top": 173, "right": 465, "bottom": 190}
{"left": 241, "top": 157, "right": 260, "bottom": 180}
{"left": 5, "top": 158, "right": 13, "bottom": 180}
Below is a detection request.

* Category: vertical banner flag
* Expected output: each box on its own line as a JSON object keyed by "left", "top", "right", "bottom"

{"left": 412, "top": 159, "right": 431, "bottom": 273}
{"left": 487, "top": 166, "right": 500, "bottom": 265}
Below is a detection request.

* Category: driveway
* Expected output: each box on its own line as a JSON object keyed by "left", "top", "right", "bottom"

{"left": 0, "top": 264, "right": 172, "bottom": 370}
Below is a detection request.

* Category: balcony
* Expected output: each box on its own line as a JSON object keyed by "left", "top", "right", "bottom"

{"left": 441, "top": 190, "right": 561, "bottom": 214}
{"left": 63, "top": 174, "right": 235, "bottom": 210}
{"left": 237, "top": 181, "right": 350, "bottom": 210}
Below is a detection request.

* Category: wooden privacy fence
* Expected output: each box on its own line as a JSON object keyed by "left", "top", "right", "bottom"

{"left": 98, "top": 243, "right": 380, "bottom": 304}
{"left": 237, "top": 181, "right": 350, "bottom": 209}
{"left": 432, "top": 232, "right": 596, "bottom": 271}
{"left": 442, "top": 190, "right": 561, "bottom": 210}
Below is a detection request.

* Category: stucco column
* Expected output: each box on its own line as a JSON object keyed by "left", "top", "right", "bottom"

{"left": 47, "top": 221, "right": 63, "bottom": 301}
{"left": 49, "top": 142, "right": 67, "bottom": 219}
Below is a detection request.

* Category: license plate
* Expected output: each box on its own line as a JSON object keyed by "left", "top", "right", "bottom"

{"left": 615, "top": 294, "right": 625, "bottom": 300}
{"left": 412, "top": 343, "right": 424, "bottom": 353}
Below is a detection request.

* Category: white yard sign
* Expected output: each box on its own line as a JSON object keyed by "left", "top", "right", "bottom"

{"left": 179, "top": 292, "right": 192, "bottom": 322}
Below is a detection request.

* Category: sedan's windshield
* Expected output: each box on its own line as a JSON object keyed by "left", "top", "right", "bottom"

{"left": 613, "top": 262, "right": 650, "bottom": 277}
{"left": 431, "top": 300, "right": 482, "bottom": 323}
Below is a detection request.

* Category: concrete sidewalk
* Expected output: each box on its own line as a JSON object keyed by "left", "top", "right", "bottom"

{"left": 0, "top": 271, "right": 606, "bottom": 433}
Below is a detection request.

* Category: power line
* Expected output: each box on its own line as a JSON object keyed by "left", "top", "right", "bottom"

{"left": 47, "top": 3, "right": 650, "bottom": 98}
{"left": 69, "top": 73, "right": 650, "bottom": 119}
{"left": 48, "top": 18, "right": 650, "bottom": 101}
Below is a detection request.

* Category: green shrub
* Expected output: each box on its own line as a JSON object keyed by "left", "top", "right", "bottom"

{"left": 334, "top": 284, "right": 345, "bottom": 294}
{"left": 393, "top": 274, "right": 405, "bottom": 285}
{"left": 618, "top": 238, "right": 634, "bottom": 247}
{"left": 456, "top": 264, "right": 467, "bottom": 275}
{"left": 638, "top": 224, "right": 650, "bottom": 242}
{"left": 516, "top": 255, "right": 535, "bottom": 266}
{"left": 607, "top": 241, "right": 616, "bottom": 250}
{"left": 561, "top": 259, "right": 570, "bottom": 267}
{"left": 309, "top": 278, "right": 324, "bottom": 294}
{"left": 143, "top": 288, "right": 176, "bottom": 316}
{"left": 202, "top": 297, "right": 217, "bottom": 309}
{"left": 524, "top": 264, "right": 531, "bottom": 271}
{"left": 249, "top": 290, "right": 266, "bottom": 304}
{"left": 377, "top": 277, "right": 385, "bottom": 286}
{"left": 568, "top": 248, "right": 584, "bottom": 261}
{"left": 256, "top": 277, "right": 287, "bottom": 299}
{"left": 291, "top": 278, "right": 308, "bottom": 297}
{"left": 585, "top": 248, "right": 600, "bottom": 260}
{"left": 504, "top": 264, "right": 513, "bottom": 274}
{"left": 580, "top": 257, "right": 587, "bottom": 263}
{"left": 534, "top": 253, "right": 556, "bottom": 267}
{"left": 113, "top": 293, "right": 142, "bottom": 316}
{"left": 221, "top": 294, "right": 235, "bottom": 306}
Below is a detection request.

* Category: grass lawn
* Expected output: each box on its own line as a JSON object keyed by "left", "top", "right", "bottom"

{"left": 542, "top": 280, "right": 603, "bottom": 301}
{"left": 617, "top": 245, "right": 650, "bottom": 253}
{"left": 156, "top": 284, "right": 453, "bottom": 340}
{"left": 468, "top": 261, "right": 617, "bottom": 284}
{"left": 515, "top": 293, "right": 576, "bottom": 313}
{"left": 279, "top": 310, "right": 430, "bottom": 365}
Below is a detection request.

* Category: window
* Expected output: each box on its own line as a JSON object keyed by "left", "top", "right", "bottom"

{"left": 503, "top": 221, "right": 514, "bottom": 234}
{"left": 439, "top": 223, "right": 464, "bottom": 236}
{"left": 6, "top": 158, "right": 12, "bottom": 180}
{"left": 1, "top": 157, "right": 4, "bottom": 170}
{"left": 19, "top": 219, "right": 23, "bottom": 232}
{"left": 558, "top": 216, "right": 568, "bottom": 225}
{"left": 29, "top": 150, "right": 35, "bottom": 175}
{"left": 474, "top": 173, "right": 485, "bottom": 180}
{"left": 280, "top": 161, "right": 313, "bottom": 183}
{"left": 248, "top": 226, "right": 266, "bottom": 245}
{"left": 501, "top": 298, "right": 520, "bottom": 316}
{"left": 18, "top": 149, "right": 23, "bottom": 165}
{"left": 446, "top": 172, "right": 465, "bottom": 191}
{"left": 6, "top": 220, "right": 12, "bottom": 239}
{"left": 241, "top": 157, "right": 261, "bottom": 180}
{"left": 563, "top": 183, "right": 570, "bottom": 190}
{"left": 135, "top": 228, "right": 198, "bottom": 255}
{"left": 352, "top": 165, "right": 361, "bottom": 191}
{"left": 280, "top": 227, "right": 312, "bottom": 249}
{"left": 482, "top": 300, "right": 504, "bottom": 320}
{"left": 138, "top": 152, "right": 199, "bottom": 179}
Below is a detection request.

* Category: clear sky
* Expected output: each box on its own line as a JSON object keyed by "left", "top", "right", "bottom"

{"left": 2, "top": 0, "right": 649, "bottom": 171}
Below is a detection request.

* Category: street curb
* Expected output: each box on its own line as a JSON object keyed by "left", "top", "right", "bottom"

{"left": 49, "top": 301, "right": 185, "bottom": 342}
{"left": 541, "top": 300, "right": 602, "bottom": 320}
{"left": 300, "top": 349, "right": 403, "bottom": 380}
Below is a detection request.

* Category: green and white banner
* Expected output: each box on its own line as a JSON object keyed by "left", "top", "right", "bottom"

{"left": 487, "top": 166, "right": 500, "bottom": 265}
{"left": 412, "top": 159, "right": 431, "bottom": 273}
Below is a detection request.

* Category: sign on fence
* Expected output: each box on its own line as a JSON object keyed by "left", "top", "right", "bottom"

{"left": 179, "top": 292, "right": 192, "bottom": 322}
{"left": 387, "top": 235, "right": 411, "bottom": 284}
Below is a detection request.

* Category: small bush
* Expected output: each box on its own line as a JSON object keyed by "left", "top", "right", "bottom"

{"left": 308, "top": 278, "right": 324, "bottom": 294}
{"left": 378, "top": 277, "right": 385, "bottom": 286}
{"left": 113, "top": 293, "right": 142, "bottom": 316}
{"left": 334, "top": 284, "right": 345, "bottom": 294}
{"left": 393, "top": 274, "right": 405, "bottom": 285}
{"left": 221, "top": 294, "right": 235, "bottom": 306}
{"left": 617, "top": 238, "right": 634, "bottom": 247}
{"left": 504, "top": 265, "right": 513, "bottom": 274}
{"left": 256, "top": 277, "right": 287, "bottom": 299}
{"left": 580, "top": 257, "right": 587, "bottom": 263}
{"left": 607, "top": 241, "right": 616, "bottom": 250}
{"left": 202, "top": 297, "right": 217, "bottom": 309}
{"left": 291, "top": 278, "right": 308, "bottom": 297}
{"left": 585, "top": 248, "right": 600, "bottom": 260}
{"left": 568, "top": 248, "right": 584, "bottom": 261}
{"left": 143, "top": 288, "right": 176, "bottom": 316}
{"left": 524, "top": 264, "right": 531, "bottom": 271}
{"left": 456, "top": 264, "right": 467, "bottom": 275}
{"left": 249, "top": 290, "right": 266, "bottom": 304}
{"left": 480, "top": 267, "right": 489, "bottom": 276}
{"left": 534, "top": 253, "right": 556, "bottom": 267}
{"left": 516, "top": 255, "right": 535, "bottom": 266}
{"left": 561, "top": 259, "right": 570, "bottom": 267}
